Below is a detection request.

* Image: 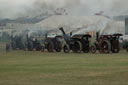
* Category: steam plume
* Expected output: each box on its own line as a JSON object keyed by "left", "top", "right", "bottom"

{"left": 0, "top": 0, "right": 128, "bottom": 18}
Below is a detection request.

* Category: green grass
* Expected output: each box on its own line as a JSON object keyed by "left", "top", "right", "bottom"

{"left": 0, "top": 44, "right": 128, "bottom": 85}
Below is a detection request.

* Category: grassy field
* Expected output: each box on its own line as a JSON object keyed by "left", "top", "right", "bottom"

{"left": 0, "top": 43, "right": 128, "bottom": 85}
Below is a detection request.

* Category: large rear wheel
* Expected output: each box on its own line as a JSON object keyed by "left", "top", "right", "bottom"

{"left": 47, "top": 41, "right": 54, "bottom": 52}
{"left": 101, "top": 40, "right": 111, "bottom": 53}
{"left": 72, "top": 41, "right": 82, "bottom": 53}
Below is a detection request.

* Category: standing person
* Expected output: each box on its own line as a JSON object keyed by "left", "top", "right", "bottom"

{"left": 6, "top": 43, "right": 10, "bottom": 52}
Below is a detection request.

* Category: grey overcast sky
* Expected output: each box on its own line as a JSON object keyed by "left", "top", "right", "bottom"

{"left": 0, "top": 0, "right": 128, "bottom": 19}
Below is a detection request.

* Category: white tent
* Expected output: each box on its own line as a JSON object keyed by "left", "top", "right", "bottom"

{"left": 37, "top": 15, "right": 125, "bottom": 34}
{"left": 104, "top": 21, "right": 125, "bottom": 34}
{"left": 3, "top": 15, "right": 125, "bottom": 35}
{"left": 37, "top": 15, "right": 109, "bottom": 32}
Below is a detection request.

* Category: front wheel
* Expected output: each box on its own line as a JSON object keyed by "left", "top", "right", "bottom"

{"left": 90, "top": 45, "right": 96, "bottom": 53}
{"left": 63, "top": 44, "right": 70, "bottom": 53}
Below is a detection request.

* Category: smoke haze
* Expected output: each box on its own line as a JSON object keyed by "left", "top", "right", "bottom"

{"left": 0, "top": 0, "right": 128, "bottom": 19}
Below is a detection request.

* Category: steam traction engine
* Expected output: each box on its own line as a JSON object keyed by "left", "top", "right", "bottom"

{"left": 44, "top": 35, "right": 63, "bottom": 52}
{"left": 11, "top": 33, "right": 27, "bottom": 50}
{"left": 59, "top": 27, "right": 91, "bottom": 53}
{"left": 26, "top": 34, "right": 43, "bottom": 51}
{"left": 90, "top": 32, "right": 122, "bottom": 53}
{"left": 71, "top": 34, "right": 91, "bottom": 53}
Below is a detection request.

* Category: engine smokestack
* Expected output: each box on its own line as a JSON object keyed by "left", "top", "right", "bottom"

{"left": 96, "top": 32, "right": 99, "bottom": 40}
{"left": 59, "top": 27, "right": 66, "bottom": 35}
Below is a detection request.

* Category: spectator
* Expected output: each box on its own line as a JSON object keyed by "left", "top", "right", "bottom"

{"left": 6, "top": 43, "right": 10, "bottom": 52}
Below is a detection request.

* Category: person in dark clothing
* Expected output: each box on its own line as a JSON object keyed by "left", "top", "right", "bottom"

{"left": 6, "top": 43, "right": 10, "bottom": 52}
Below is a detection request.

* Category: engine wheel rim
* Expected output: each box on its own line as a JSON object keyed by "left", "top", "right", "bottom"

{"left": 101, "top": 41, "right": 111, "bottom": 53}
{"left": 72, "top": 41, "right": 82, "bottom": 53}
{"left": 48, "top": 44, "right": 53, "bottom": 52}
{"left": 90, "top": 46, "right": 96, "bottom": 53}
{"left": 63, "top": 45, "right": 70, "bottom": 53}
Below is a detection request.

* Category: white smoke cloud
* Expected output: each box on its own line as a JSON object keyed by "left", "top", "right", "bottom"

{"left": 0, "top": 0, "right": 128, "bottom": 18}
